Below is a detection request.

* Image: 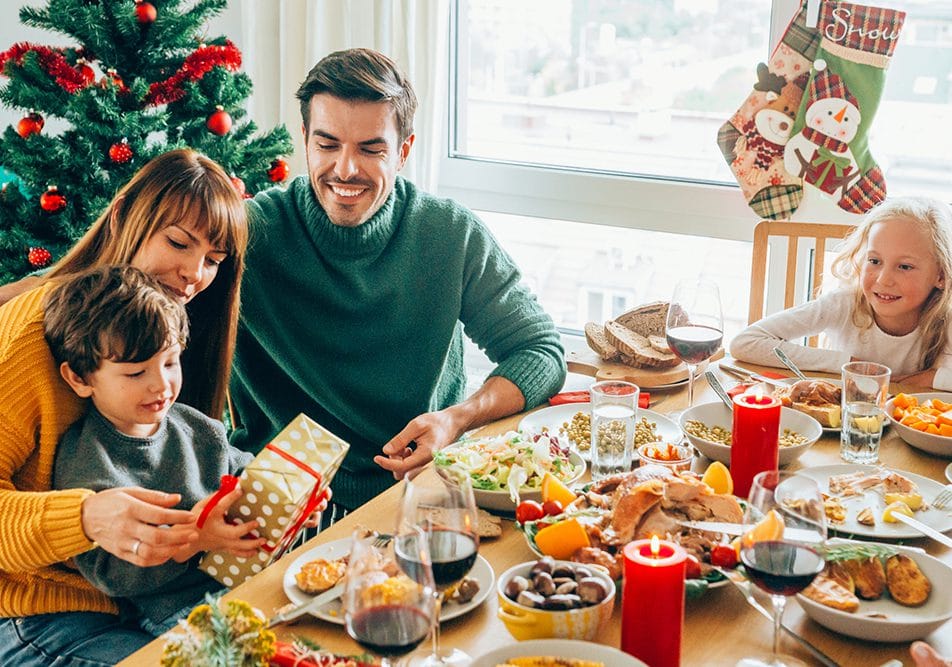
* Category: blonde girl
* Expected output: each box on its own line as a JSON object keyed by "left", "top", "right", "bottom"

{"left": 730, "top": 196, "right": 952, "bottom": 390}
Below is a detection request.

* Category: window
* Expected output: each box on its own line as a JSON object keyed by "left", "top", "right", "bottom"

{"left": 442, "top": 0, "right": 952, "bottom": 355}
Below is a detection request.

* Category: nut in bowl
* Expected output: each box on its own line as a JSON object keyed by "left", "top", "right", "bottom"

{"left": 679, "top": 401, "right": 821, "bottom": 467}
{"left": 885, "top": 392, "right": 952, "bottom": 458}
{"left": 434, "top": 431, "right": 586, "bottom": 513}
{"left": 636, "top": 442, "right": 693, "bottom": 472}
{"left": 496, "top": 557, "right": 615, "bottom": 641}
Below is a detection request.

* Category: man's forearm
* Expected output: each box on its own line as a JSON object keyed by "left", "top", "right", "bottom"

{"left": 446, "top": 375, "right": 526, "bottom": 436}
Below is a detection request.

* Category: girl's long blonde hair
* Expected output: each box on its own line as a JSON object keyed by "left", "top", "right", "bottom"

{"left": 47, "top": 149, "right": 247, "bottom": 418}
{"left": 831, "top": 196, "right": 952, "bottom": 369}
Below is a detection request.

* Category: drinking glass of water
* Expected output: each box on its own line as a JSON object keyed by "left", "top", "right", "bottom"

{"left": 589, "top": 380, "right": 639, "bottom": 480}
{"left": 665, "top": 279, "right": 724, "bottom": 413}
{"left": 840, "top": 361, "right": 891, "bottom": 464}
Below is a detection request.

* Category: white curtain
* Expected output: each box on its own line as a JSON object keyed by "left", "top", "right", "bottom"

{"left": 237, "top": 0, "right": 449, "bottom": 191}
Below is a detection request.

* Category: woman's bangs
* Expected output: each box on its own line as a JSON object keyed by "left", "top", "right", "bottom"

{"left": 191, "top": 191, "right": 247, "bottom": 256}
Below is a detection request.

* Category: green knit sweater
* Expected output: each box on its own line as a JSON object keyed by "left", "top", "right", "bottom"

{"left": 230, "top": 176, "right": 566, "bottom": 509}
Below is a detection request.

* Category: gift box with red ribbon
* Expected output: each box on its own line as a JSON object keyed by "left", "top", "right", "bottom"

{"left": 199, "top": 414, "right": 349, "bottom": 588}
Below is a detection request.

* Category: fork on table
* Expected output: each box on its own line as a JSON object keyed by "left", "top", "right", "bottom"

{"left": 932, "top": 484, "right": 952, "bottom": 510}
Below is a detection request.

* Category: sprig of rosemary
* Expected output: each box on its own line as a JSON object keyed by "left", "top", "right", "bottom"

{"left": 816, "top": 542, "right": 899, "bottom": 563}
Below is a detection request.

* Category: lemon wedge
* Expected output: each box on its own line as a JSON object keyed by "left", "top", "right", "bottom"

{"left": 852, "top": 414, "right": 883, "bottom": 433}
{"left": 884, "top": 492, "right": 923, "bottom": 511}
{"left": 883, "top": 501, "right": 914, "bottom": 523}
{"left": 701, "top": 461, "right": 733, "bottom": 495}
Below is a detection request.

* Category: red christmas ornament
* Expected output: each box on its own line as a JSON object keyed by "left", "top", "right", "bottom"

{"left": 40, "top": 185, "right": 67, "bottom": 213}
{"left": 135, "top": 0, "right": 157, "bottom": 24}
{"left": 207, "top": 106, "right": 232, "bottom": 135}
{"left": 16, "top": 112, "right": 44, "bottom": 138}
{"left": 108, "top": 140, "right": 133, "bottom": 164}
{"left": 267, "top": 158, "right": 289, "bottom": 182}
{"left": 230, "top": 175, "right": 245, "bottom": 196}
{"left": 76, "top": 58, "right": 95, "bottom": 85}
{"left": 27, "top": 247, "right": 52, "bottom": 268}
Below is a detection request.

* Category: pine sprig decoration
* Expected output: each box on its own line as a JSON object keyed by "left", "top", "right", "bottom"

{"left": 0, "top": 0, "right": 293, "bottom": 282}
{"left": 817, "top": 542, "right": 899, "bottom": 563}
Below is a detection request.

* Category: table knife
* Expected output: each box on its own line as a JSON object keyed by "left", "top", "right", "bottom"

{"left": 718, "top": 362, "right": 788, "bottom": 387}
{"left": 890, "top": 513, "right": 952, "bottom": 548}
{"left": 266, "top": 582, "right": 344, "bottom": 628}
{"left": 677, "top": 520, "right": 819, "bottom": 543}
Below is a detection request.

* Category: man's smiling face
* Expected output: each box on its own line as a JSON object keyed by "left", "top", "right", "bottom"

{"left": 303, "top": 93, "right": 414, "bottom": 228}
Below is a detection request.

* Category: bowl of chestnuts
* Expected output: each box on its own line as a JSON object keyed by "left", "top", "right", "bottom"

{"left": 496, "top": 556, "right": 615, "bottom": 641}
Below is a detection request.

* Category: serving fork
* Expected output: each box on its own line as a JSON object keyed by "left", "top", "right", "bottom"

{"left": 266, "top": 532, "right": 392, "bottom": 629}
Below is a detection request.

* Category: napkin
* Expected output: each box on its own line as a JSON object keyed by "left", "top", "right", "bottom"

{"left": 549, "top": 390, "right": 650, "bottom": 409}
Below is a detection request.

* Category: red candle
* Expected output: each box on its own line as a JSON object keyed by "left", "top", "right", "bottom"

{"left": 621, "top": 536, "right": 687, "bottom": 667}
{"left": 730, "top": 390, "right": 781, "bottom": 498}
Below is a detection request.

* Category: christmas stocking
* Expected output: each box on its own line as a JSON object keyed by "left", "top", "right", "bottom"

{"left": 783, "top": 2, "right": 905, "bottom": 214}
{"left": 717, "top": 2, "right": 820, "bottom": 220}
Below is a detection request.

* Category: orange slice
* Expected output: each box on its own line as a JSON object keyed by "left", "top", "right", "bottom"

{"left": 737, "top": 509, "right": 786, "bottom": 554}
{"left": 541, "top": 472, "right": 577, "bottom": 506}
{"left": 701, "top": 461, "right": 733, "bottom": 495}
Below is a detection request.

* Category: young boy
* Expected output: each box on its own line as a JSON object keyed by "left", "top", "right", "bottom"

{"left": 45, "top": 265, "right": 263, "bottom": 635}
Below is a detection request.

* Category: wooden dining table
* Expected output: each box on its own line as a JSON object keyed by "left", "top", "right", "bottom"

{"left": 121, "top": 365, "right": 952, "bottom": 666}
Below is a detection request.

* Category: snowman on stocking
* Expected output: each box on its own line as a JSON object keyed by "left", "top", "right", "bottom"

{"left": 785, "top": 2, "right": 905, "bottom": 214}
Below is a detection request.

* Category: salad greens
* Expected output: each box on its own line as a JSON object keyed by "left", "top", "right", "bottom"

{"left": 434, "top": 430, "right": 582, "bottom": 492}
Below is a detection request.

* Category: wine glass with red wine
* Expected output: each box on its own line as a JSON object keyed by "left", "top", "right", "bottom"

{"left": 397, "top": 471, "right": 479, "bottom": 667}
{"left": 665, "top": 279, "right": 724, "bottom": 413}
{"left": 344, "top": 528, "right": 436, "bottom": 667}
{"left": 737, "top": 471, "right": 827, "bottom": 667}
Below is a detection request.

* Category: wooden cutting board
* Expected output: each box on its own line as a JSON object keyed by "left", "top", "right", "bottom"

{"left": 567, "top": 347, "right": 725, "bottom": 387}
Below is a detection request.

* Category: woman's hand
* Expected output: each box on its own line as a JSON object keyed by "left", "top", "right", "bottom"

{"left": 180, "top": 486, "right": 265, "bottom": 560}
{"left": 81, "top": 487, "right": 199, "bottom": 567}
{"left": 911, "top": 641, "right": 952, "bottom": 667}
{"left": 893, "top": 369, "right": 937, "bottom": 388}
{"left": 302, "top": 487, "right": 333, "bottom": 529}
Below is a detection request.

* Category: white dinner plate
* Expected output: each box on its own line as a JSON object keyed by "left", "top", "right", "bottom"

{"left": 797, "top": 464, "right": 952, "bottom": 540}
{"left": 471, "top": 639, "right": 648, "bottom": 667}
{"left": 282, "top": 538, "right": 494, "bottom": 624}
{"left": 797, "top": 544, "right": 952, "bottom": 642}
{"left": 518, "top": 404, "right": 681, "bottom": 460}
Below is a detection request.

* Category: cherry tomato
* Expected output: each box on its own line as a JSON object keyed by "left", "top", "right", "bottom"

{"left": 515, "top": 500, "right": 544, "bottom": 524}
{"left": 684, "top": 554, "right": 702, "bottom": 580}
{"left": 710, "top": 544, "right": 738, "bottom": 569}
{"left": 542, "top": 499, "right": 564, "bottom": 516}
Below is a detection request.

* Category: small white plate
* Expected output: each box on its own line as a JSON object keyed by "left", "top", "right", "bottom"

{"left": 282, "top": 538, "right": 494, "bottom": 625}
{"left": 797, "top": 545, "right": 952, "bottom": 642}
{"left": 797, "top": 464, "right": 952, "bottom": 540}
{"left": 471, "top": 639, "right": 647, "bottom": 667}
{"left": 518, "top": 404, "right": 682, "bottom": 460}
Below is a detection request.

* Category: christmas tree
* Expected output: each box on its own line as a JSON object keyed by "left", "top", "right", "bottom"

{"left": 0, "top": 0, "right": 293, "bottom": 282}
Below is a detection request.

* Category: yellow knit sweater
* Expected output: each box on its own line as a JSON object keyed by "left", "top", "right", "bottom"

{"left": 0, "top": 284, "right": 115, "bottom": 617}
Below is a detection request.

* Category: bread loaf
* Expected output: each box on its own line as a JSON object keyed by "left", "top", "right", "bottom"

{"left": 584, "top": 322, "right": 620, "bottom": 362}
{"left": 614, "top": 301, "right": 687, "bottom": 337}
{"left": 604, "top": 321, "right": 680, "bottom": 369}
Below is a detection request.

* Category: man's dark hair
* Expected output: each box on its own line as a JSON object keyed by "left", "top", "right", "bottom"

{"left": 44, "top": 265, "right": 189, "bottom": 379}
{"left": 296, "top": 48, "right": 418, "bottom": 142}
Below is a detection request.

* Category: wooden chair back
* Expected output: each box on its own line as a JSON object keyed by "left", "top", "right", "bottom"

{"left": 748, "top": 220, "right": 855, "bottom": 345}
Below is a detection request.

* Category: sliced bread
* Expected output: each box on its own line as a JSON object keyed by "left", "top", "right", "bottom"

{"left": 604, "top": 321, "right": 680, "bottom": 369}
{"left": 584, "top": 322, "right": 620, "bottom": 361}
{"left": 613, "top": 301, "right": 687, "bottom": 337}
{"left": 646, "top": 334, "right": 671, "bottom": 354}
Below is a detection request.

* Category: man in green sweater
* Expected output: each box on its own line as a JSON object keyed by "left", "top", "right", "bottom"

{"left": 229, "top": 48, "right": 566, "bottom": 511}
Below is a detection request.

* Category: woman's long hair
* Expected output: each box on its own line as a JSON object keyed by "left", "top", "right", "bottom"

{"left": 48, "top": 148, "right": 247, "bottom": 418}
{"left": 832, "top": 197, "right": 952, "bottom": 369}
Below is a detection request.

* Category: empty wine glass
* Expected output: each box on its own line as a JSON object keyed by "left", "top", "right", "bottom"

{"left": 737, "top": 471, "right": 827, "bottom": 667}
{"left": 398, "top": 470, "right": 479, "bottom": 667}
{"left": 666, "top": 279, "right": 724, "bottom": 412}
{"left": 344, "top": 527, "right": 436, "bottom": 667}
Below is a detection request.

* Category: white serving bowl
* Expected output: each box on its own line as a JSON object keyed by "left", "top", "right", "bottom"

{"left": 797, "top": 546, "right": 952, "bottom": 642}
{"left": 435, "top": 436, "right": 586, "bottom": 513}
{"left": 885, "top": 392, "right": 952, "bottom": 458}
{"left": 679, "top": 401, "right": 822, "bottom": 467}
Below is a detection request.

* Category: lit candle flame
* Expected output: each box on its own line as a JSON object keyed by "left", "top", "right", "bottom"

{"left": 754, "top": 387, "right": 763, "bottom": 402}
{"left": 650, "top": 535, "right": 660, "bottom": 556}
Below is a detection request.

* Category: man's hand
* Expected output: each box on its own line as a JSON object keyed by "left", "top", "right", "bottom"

{"left": 81, "top": 487, "right": 199, "bottom": 567}
{"left": 375, "top": 409, "right": 463, "bottom": 480}
{"left": 375, "top": 376, "right": 526, "bottom": 480}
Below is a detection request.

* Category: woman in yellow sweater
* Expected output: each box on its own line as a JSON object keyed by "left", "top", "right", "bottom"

{"left": 0, "top": 149, "right": 248, "bottom": 665}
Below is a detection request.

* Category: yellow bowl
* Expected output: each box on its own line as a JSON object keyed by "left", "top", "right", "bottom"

{"left": 496, "top": 560, "right": 615, "bottom": 641}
